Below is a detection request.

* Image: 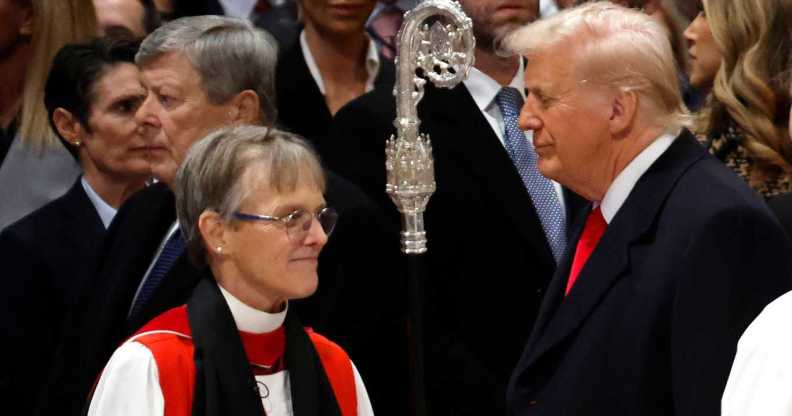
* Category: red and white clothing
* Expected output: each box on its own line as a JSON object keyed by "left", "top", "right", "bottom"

{"left": 88, "top": 287, "right": 374, "bottom": 416}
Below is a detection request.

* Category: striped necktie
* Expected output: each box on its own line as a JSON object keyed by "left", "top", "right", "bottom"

{"left": 495, "top": 86, "right": 568, "bottom": 263}
{"left": 128, "top": 229, "right": 185, "bottom": 324}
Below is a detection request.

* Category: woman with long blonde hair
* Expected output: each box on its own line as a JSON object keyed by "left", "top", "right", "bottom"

{"left": 684, "top": 0, "right": 792, "bottom": 198}
{"left": 0, "top": 0, "right": 97, "bottom": 229}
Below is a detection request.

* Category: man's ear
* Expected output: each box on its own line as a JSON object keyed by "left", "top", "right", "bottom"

{"left": 198, "top": 210, "right": 229, "bottom": 258}
{"left": 52, "top": 108, "right": 84, "bottom": 146}
{"left": 228, "top": 90, "right": 261, "bottom": 125}
{"left": 608, "top": 89, "right": 638, "bottom": 136}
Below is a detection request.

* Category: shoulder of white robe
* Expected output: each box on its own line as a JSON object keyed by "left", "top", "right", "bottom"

{"left": 87, "top": 341, "right": 165, "bottom": 416}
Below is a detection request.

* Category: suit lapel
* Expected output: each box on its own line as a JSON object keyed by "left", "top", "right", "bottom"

{"left": 59, "top": 178, "right": 106, "bottom": 240}
{"left": 425, "top": 84, "right": 556, "bottom": 264}
{"left": 522, "top": 201, "right": 590, "bottom": 355}
{"left": 520, "top": 130, "right": 707, "bottom": 369}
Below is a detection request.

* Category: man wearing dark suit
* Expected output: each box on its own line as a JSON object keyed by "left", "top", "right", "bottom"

{"left": 329, "top": 1, "right": 585, "bottom": 414}
{"left": 37, "top": 17, "right": 279, "bottom": 415}
{"left": 503, "top": 4, "right": 792, "bottom": 415}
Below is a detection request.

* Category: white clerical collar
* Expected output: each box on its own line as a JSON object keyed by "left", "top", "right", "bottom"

{"left": 81, "top": 176, "right": 117, "bottom": 229}
{"left": 218, "top": 284, "right": 287, "bottom": 334}
{"left": 464, "top": 58, "right": 526, "bottom": 113}
{"left": 600, "top": 131, "right": 678, "bottom": 224}
{"left": 299, "top": 30, "right": 381, "bottom": 96}
{"left": 218, "top": 0, "right": 259, "bottom": 19}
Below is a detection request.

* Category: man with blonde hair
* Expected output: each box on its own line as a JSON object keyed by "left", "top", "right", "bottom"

{"left": 504, "top": 3, "right": 792, "bottom": 415}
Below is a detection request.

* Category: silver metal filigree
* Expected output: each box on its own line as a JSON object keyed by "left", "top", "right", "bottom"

{"left": 386, "top": 0, "right": 475, "bottom": 254}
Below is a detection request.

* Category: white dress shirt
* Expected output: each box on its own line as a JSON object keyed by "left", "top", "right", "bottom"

{"left": 89, "top": 288, "right": 375, "bottom": 416}
{"left": 81, "top": 176, "right": 117, "bottom": 229}
{"left": 599, "top": 132, "right": 676, "bottom": 224}
{"left": 217, "top": 0, "right": 291, "bottom": 19}
{"left": 218, "top": 0, "right": 259, "bottom": 19}
{"left": 721, "top": 290, "right": 792, "bottom": 416}
{"left": 299, "top": 30, "right": 381, "bottom": 96}
{"left": 463, "top": 61, "right": 566, "bottom": 210}
{"left": 540, "top": 0, "right": 561, "bottom": 17}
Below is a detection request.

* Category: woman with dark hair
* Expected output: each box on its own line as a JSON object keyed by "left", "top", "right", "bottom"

{"left": 0, "top": 36, "right": 150, "bottom": 414}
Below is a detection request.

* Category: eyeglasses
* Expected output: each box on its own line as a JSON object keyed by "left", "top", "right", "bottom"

{"left": 232, "top": 207, "right": 338, "bottom": 241}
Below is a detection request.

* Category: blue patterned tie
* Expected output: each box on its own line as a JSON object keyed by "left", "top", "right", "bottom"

{"left": 128, "top": 229, "right": 185, "bottom": 323}
{"left": 495, "top": 87, "right": 567, "bottom": 263}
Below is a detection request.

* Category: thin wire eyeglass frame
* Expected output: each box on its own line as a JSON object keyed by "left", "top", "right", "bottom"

{"left": 231, "top": 207, "right": 338, "bottom": 241}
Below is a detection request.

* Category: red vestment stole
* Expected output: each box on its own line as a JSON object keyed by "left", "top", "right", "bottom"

{"left": 133, "top": 306, "right": 358, "bottom": 416}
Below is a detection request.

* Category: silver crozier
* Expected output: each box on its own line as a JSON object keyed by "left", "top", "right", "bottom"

{"left": 386, "top": 1, "right": 475, "bottom": 415}
{"left": 386, "top": 0, "right": 475, "bottom": 254}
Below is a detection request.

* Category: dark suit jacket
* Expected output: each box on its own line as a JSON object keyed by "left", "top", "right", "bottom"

{"left": 768, "top": 192, "right": 792, "bottom": 238}
{"left": 39, "top": 172, "right": 399, "bottom": 415}
{"left": 507, "top": 130, "right": 792, "bottom": 416}
{"left": 0, "top": 179, "right": 105, "bottom": 415}
{"left": 330, "top": 82, "right": 586, "bottom": 415}
{"left": 275, "top": 34, "right": 395, "bottom": 159}
{"left": 37, "top": 182, "right": 192, "bottom": 416}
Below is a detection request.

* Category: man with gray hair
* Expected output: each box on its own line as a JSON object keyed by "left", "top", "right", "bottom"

{"left": 40, "top": 15, "right": 393, "bottom": 415}
{"left": 37, "top": 15, "right": 277, "bottom": 416}
{"left": 504, "top": 3, "right": 792, "bottom": 415}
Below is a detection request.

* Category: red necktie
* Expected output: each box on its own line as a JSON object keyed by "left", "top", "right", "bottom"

{"left": 565, "top": 206, "right": 607, "bottom": 296}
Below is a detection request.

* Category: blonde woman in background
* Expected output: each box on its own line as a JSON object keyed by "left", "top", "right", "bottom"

{"left": 684, "top": 0, "right": 792, "bottom": 198}
{"left": 722, "top": 86, "right": 792, "bottom": 416}
{"left": 0, "top": 0, "right": 97, "bottom": 229}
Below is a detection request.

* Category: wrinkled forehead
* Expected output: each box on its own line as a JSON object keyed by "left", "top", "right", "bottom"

{"left": 524, "top": 46, "right": 579, "bottom": 86}
{"left": 139, "top": 51, "right": 202, "bottom": 87}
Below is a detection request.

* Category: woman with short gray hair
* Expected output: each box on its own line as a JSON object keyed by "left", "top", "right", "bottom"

{"left": 87, "top": 126, "right": 374, "bottom": 416}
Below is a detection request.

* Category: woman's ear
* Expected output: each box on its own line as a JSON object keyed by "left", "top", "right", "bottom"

{"left": 198, "top": 211, "right": 229, "bottom": 257}
{"left": 53, "top": 108, "right": 84, "bottom": 147}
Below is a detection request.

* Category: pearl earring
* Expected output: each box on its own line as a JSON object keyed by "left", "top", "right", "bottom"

{"left": 216, "top": 246, "right": 223, "bottom": 253}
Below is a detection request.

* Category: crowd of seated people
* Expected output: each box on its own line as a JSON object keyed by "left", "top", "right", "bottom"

{"left": 1, "top": 1, "right": 792, "bottom": 415}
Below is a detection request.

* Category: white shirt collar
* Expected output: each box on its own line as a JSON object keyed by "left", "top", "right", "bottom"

{"left": 464, "top": 59, "right": 526, "bottom": 112}
{"left": 218, "top": 0, "right": 259, "bottom": 19}
{"left": 81, "top": 176, "right": 117, "bottom": 229}
{"left": 299, "top": 30, "right": 381, "bottom": 96}
{"left": 600, "top": 131, "right": 677, "bottom": 224}
{"left": 540, "top": 0, "right": 560, "bottom": 18}
{"left": 218, "top": 284, "right": 287, "bottom": 334}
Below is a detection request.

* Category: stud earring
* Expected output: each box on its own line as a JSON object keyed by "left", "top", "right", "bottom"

{"left": 216, "top": 246, "right": 223, "bottom": 253}
{"left": 74, "top": 140, "right": 81, "bottom": 146}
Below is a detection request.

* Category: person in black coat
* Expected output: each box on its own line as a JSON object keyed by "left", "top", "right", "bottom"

{"left": 329, "top": 1, "right": 586, "bottom": 414}
{"left": 0, "top": 37, "right": 151, "bottom": 414}
{"left": 503, "top": 4, "right": 792, "bottom": 415}
{"left": 275, "top": 0, "right": 394, "bottom": 158}
{"left": 39, "top": 16, "right": 398, "bottom": 416}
